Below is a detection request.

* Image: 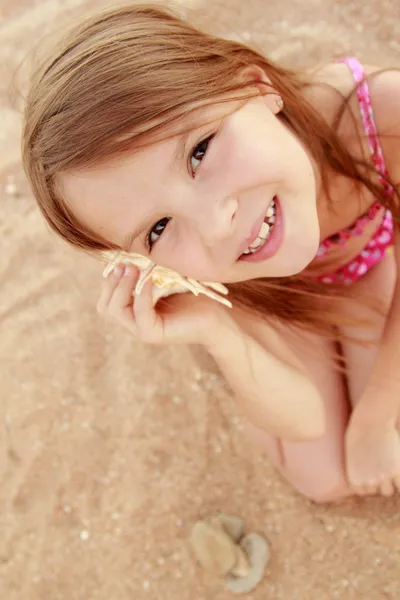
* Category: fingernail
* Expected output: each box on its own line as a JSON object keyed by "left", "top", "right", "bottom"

{"left": 113, "top": 265, "right": 123, "bottom": 277}
{"left": 124, "top": 266, "right": 134, "bottom": 277}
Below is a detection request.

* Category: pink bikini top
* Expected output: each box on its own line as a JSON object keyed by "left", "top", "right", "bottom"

{"left": 313, "top": 56, "right": 394, "bottom": 285}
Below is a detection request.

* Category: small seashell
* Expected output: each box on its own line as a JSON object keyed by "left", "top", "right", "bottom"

{"left": 224, "top": 533, "right": 270, "bottom": 594}
{"left": 190, "top": 515, "right": 270, "bottom": 594}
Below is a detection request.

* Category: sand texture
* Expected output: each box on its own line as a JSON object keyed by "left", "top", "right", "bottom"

{"left": 1, "top": 0, "right": 400, "bottom": 598}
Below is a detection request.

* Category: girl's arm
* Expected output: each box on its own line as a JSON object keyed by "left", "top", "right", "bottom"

{"left": 345, "top": 254, "right": 400, "bottom": 493}
{"left": 207, "top": 315, "right": 325, "bottom": 442}
{"left": 352, "top": 231, "right": 400, "bottom": 426}
{"left": 343, "top": 70, "right": 400, "bottom": 494}
{"left": 350, "top": 69, "right": 400, "bottom": 426}
{"left": 100, "top": 265, "right": 324, "bottom": 442}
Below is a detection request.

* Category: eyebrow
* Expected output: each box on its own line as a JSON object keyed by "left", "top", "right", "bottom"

{"left": 121, "top": 132, "right": 191, "bottom": 252}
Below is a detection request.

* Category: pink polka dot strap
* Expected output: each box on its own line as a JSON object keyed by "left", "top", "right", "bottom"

{"left": 314, "top": 56, "right": 394, "bottom": 284}
{"left": 340, "top": 57, "right": 392, "bottom": 195}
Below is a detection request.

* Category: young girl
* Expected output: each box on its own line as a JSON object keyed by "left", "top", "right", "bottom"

{"left": 22, "top": 4, "right": 400, "bottom": 503}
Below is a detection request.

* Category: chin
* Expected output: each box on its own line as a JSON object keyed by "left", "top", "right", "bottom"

{"left": 268, "top": 227, "right": 320, "bottom": 278}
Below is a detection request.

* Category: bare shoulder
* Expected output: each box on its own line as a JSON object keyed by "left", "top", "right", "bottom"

{"left": 230, "top": 305, "right": 332, "bottom": 377}
{"left": 307, "top": 62, "right": 400, "bottom": 179}
{"left": 307, "top": 60, "right": 400, "bottom": 111}
{"left": 230, "top": 306, "right": 303, "bottom": 368}
{"left": 230, "top": 303, "right": 346, "bottom": 410}
{"left": 362, "top": 65, "right": 400, "bottom": 182}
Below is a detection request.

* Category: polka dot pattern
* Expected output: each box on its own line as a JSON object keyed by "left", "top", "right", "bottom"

{"left": 314, "top": 57, "right": 395, "bottom": 285}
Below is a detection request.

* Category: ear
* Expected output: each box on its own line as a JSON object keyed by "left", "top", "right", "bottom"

{"left": 235, "top": 65, "right": 284, "bottom": 115}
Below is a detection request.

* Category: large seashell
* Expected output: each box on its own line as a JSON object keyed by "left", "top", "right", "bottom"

{"left": 102, "top": 251, "right": 232, "bottom": 308}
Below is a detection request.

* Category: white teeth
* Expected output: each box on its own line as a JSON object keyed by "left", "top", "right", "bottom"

{"left": 242, "top": 198, "right": 277, "bottom": 256}
{"left": 265, "top": 199, "right": 277, "bottom": 226}
{"left": 249, "top": 238, "right": 262, "bottom": 250}
{"left": 259, "top": 221, "right": 270, "bottom": 238}
{"left": 247, "top": 222, "right": 270, "bottom": 252}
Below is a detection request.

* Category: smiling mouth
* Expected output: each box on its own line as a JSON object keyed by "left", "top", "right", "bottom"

{"left": 242, "top": 198, "right": 276, "bottom": 255}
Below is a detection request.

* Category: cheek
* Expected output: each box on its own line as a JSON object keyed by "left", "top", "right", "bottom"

{"left": 160, "top": 233, "right": 217, "bottom": 280}
{"left": 223, "top": 121, "right": 304, "bottom": 190}
{"left": 221, "top": 137, "right": 277, "bottom": 188}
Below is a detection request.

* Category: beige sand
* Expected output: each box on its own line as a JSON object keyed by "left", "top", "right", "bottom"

{"left": 1, "top": 1, "right": 400, "bottom": 598}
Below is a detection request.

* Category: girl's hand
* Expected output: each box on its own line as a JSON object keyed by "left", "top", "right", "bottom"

{"left": 345, "top": 415, "right": 400, "bottom": 497}
{"left": 97, "top": 263, "right": 235, "bottom": 348}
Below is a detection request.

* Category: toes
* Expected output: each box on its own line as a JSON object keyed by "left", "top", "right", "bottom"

{"left": 352, "top": 484, "right": 371, "bottom": 496}
{"left": 352, "top": 476, "right": 400, "bottom": 498}
{"left": 351, "top": 480, "right": 378, "bottom": 496}
{"left": 393, "top": 474, "right": 400, "bottom": 492}
{"left": 363, "top": 481, "right": 379, "bottom": 496}
{"left": 379, "top": 477, "right": 395, "bottom": 497}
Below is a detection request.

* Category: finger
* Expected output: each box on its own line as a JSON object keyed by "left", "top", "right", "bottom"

{"left": 134, "top": 278, "right": 163, "bottom": 342}
{"left": 379, "top": 478, "right": 395, "bottom": 497}
{"left": 108, "top": 265, "right": 139, "bottom": 321}
{"left": 97, "top": 264, "right": 125, "bottom": 313}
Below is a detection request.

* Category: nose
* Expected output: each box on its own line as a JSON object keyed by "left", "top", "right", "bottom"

{"left": 195, "top": 194, "right": 238, "bottom": 248}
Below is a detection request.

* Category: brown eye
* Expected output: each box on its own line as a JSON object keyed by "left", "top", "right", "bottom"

{"left": 190, "top": 134, "right": 214, "bottom": 175}
{"left": 146, "top": 217, "right": 171, "bottom": 250}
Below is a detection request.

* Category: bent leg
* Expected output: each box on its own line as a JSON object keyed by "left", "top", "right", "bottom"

{"left": 338, "top": 252, "right": 396, "bottom": 407}
{"left": 247, "top": 335, "right": 352, "bottom": 503}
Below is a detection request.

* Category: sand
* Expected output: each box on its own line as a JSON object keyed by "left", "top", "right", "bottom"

{"left": 1, "top": 0, "right": 400, "bottom": 598}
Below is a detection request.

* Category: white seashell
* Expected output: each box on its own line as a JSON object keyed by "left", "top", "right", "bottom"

{"left": 102, "top": 251, "right": 232, "bottom": 308}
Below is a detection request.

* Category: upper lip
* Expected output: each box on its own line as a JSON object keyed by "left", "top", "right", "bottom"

{"left": 236, "top": 202, "right": 271, "bottom": 259}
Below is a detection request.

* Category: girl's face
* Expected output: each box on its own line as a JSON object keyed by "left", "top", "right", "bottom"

{"left": 60, "top": 91, "right": 320, "bottom": 284}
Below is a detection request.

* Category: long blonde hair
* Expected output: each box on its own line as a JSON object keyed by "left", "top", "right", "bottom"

{"left": 22, "top": 3, "right": 399, "bottom": 336}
